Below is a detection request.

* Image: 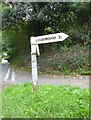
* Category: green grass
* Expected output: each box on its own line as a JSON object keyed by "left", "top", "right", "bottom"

{"left": 1, "top": 83, "right": 89, "bottom": 118}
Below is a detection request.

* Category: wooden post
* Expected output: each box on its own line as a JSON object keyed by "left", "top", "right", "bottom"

{"left": 31, "top": 37, "right": 38, "bottom": 92}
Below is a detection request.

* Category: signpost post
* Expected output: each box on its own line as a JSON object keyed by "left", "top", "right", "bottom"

{"left": 31, "top": 37, "right": 38, "bottom": 92}
{"left": 30, "top": 33, "right": 68, "bottom": 92}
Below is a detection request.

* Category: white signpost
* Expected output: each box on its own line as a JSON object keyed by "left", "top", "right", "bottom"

{"left": 30, "top": 33, "right": 69, "bottom": 91}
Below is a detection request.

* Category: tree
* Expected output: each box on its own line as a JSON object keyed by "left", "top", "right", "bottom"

{"left": 2, "top": 2, "right": 90, "bottom": 62}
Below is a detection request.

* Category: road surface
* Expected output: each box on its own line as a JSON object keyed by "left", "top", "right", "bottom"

{"left": 0, "top": 63, "right": 89, "bottom": 91}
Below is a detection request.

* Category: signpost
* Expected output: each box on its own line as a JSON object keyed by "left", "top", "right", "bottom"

{"left": 30, "top": 33, "right": 68, "bottom": 92}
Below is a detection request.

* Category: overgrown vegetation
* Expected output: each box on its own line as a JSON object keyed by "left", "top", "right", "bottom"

{"left": 1, "top": 2, "right": 91, "bottom": 74}
{"left": 0, "top": 31, "right": 2, "bottom": 63}
{"left": 1, "top": 83, "right": 89, "bottom": 118}
{"left": 38, "top": 44, "right": 90, "bottom": 75}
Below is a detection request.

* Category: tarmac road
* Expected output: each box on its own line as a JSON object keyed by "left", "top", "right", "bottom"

{"left": 0, "top": 63, "right": 89, "bottom": 91}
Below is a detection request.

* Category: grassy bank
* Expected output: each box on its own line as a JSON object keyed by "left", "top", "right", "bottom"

{"left": 1, "top": 83, "right": 89, "bottom": 118}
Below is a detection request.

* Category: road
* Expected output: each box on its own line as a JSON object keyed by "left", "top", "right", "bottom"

{"left": 0, "top": 63, "right": 89, "bottom": 91}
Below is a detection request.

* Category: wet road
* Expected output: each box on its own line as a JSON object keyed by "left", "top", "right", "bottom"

{"left": 0, "top": 63, "right": 89, "bottom": 91}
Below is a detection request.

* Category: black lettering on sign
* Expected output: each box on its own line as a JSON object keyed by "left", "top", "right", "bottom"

{"left": 58, "top": 35, "right": 62, "bottom": 39}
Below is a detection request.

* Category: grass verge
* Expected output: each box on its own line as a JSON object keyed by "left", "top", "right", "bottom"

{"left": 1, "top": 83, "right": 89, "bottom": 118}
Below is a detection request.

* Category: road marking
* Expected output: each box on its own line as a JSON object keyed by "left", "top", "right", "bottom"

{"left": 3, "top": 68, "right": 10, "bottom": 81}
{"left": 11, "top": 69, "right": 15, "bottom": 83}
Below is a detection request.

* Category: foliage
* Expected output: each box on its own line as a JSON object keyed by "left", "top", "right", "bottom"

{"left": 38, "top": 44, "right": 90, "bottom": 75}
{"left": 2, "top": 2, "right": 90, "bottom": 44}
{"left": 1, "top": 83, "right": 89, "bottom": 118}
{"left": 1, "top": 2, "right": 90, "bottom": 74}
{"left": 0, "top": 31, "right": 2, "bottom": 62}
